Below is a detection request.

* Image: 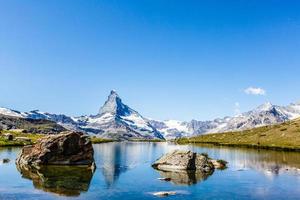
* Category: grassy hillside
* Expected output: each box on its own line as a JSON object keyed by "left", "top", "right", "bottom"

{"left": 0, "top": 114, "right": 67, "bottom": 146}
{"left": 0, "top": 130, "right": 44, "bottom": 146}
{"left": 177, "top": 118, "right": 300, "bottom": 151}
{"left": 0, "top": 114, "right": 66, "bottom": 134}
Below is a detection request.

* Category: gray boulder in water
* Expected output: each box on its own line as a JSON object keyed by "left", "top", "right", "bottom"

{"left": 152, "top": 150, "right": 216, "bottom": 173}
{"left": 16, "top": 131, "right": 95, "bottom": 169}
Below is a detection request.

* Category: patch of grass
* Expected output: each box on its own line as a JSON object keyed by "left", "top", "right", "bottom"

{"left": 90, "top": 137, "right": 115, "bottom": 144}
{"left": 0, "top": 130, "right": 46, "bottom": 146}
{"left": 128, "top": 138, "right": 166, "bottom": 142}
{"left": 177, "top": 118, "right": 300, "bottom": 151}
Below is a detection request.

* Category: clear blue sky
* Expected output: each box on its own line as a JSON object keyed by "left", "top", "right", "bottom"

{"left": 0, "top": 0, "right": 300, "bottom": 121}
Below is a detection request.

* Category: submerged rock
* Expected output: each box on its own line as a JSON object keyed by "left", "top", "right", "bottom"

{"left": 16, "top": 131, "right": 95, "bottom": 169}
{"left": 2, "top": 158, "right": 10, "bottom": 164}
{"left": 151, "top": 190, "right": 189, "bottom": 197}
{"left": 157, "top": 177, "right": 171, "bottom": 182}
{"left": 152, "top": 191, "right": 177, "bottom": 197}
{"left": 152, "top": 150, "right": 215, "bottom": 172}
{"left": 211, "top": 159, "right": 228, "bottom": 169}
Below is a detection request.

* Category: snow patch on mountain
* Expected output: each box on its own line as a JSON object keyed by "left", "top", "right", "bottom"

{"left": 0, "top": 107, "right": 25, "bottom": 118}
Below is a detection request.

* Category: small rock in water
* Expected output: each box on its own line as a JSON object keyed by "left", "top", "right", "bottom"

{"left": 211, "top": 159, "right": 228, "bottom": 169}
{"left": 2, "top": 158, "right": 10, "bottom": 163}
{"left": 152, "top": 191, "right": 177, "bottom": 197}
{"left": 157, "top": 177, "right": 171, "bottom": 182}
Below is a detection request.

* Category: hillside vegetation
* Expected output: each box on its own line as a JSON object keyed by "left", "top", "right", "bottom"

{"left": 0, "top": 114, "right": 66, "bottom": 134}
{"left": 177, "top": 118, "right": 300, "bottom": 151}
{"left": 0, "top": 130, "right": 44, "bottom": 146}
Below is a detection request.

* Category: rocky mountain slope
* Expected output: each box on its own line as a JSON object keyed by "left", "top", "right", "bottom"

{"left": 1, "top": 91, "right": 299, "bottom": 140}
{"left": 150, "top": 102, "right": 300, "bottom": 139}
{"left": 0, "top": 91, "right": 164, "bottom": 140}
{"left": 0, "top": 114, "right": 66, "bottom": 134}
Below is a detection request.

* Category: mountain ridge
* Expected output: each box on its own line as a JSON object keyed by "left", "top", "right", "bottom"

{"left": 1, "top": 91, "right": 300, "bottom": 140}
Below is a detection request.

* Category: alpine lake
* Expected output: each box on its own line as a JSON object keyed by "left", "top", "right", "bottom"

{"left": 0, "top": 142, "right": 300, "bottom": 200}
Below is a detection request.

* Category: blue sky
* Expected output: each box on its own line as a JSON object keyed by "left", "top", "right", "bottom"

{"left": 0, "top": 0, "right": 300, "bottom": 121}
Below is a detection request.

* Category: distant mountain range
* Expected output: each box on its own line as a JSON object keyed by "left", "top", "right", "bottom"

{"left": 1, "top": 90, "right": 300, "bottom": 140}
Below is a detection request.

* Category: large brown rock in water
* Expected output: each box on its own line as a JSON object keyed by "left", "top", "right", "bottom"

{"left": 16, "top": 131, "right": 95, "bottom": 168}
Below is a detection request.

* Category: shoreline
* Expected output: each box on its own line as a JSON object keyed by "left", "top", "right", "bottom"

{"left": 2, "top": 140, "right": 300, "bottom": 152}
{"left": 177, "top": 141, "right": 300, "bottom": 152}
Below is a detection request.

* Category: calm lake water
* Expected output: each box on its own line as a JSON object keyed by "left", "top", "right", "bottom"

{"left": 1, "top": 142, "right": 300, "bottom": 200}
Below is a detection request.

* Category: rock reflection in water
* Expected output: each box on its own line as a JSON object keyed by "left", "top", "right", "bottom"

{"left": 156, "top": 170, "right": 213, "bottom": 185}
{"left": 16, "top": 164, "right": 94, "bottom": 196}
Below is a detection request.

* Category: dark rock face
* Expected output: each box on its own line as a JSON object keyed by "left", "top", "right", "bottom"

{"left": 16, "top": 131, "right": 95, "bottom": 168}
{"left": 152, "top": 150, "right": 215, "bottom": 172}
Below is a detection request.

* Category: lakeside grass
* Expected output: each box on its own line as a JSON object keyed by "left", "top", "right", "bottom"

{"left": 0, "top": 131, "right": 140, "bottom": 146}
{"left": 177, "top": 118, "right": 300, "bottom": 151}
{"left": 128, "top": 138, "right": 166, "bottom": 142}
{"left": 0, "top": 130, "right": 43, "bottom": 146}
{"left": 90, "top": 137, "right": 116, "bottom": 143}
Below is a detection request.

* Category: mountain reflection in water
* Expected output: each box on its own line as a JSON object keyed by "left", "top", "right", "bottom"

{"left": 16, "top": 164, "right": 94, "bottom": 196}
{"left": 94, "top": 142, "right": 161, "bottom": 187}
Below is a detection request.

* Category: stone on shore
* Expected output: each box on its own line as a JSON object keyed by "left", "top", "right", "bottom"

{"left": 16, "top": 131, "right": 95, "bottom": 169}
{"left": 4, "top": 133, "right": 13, "bottom": 141}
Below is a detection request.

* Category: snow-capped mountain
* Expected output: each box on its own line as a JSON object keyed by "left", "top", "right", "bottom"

{"left": 1, "top": 91, "right": 300, "bottom": 140}
{"left": 78, "top": 90, "right": 164, "bottom": 140}
{"left": 0, "top": 107, "right": 25, "bottom": 118}
{"left": 150, "top": 102, "right": 300, "bottom": 139}
{"left": 0, "top": 91, "right": 164, "bottom": 140}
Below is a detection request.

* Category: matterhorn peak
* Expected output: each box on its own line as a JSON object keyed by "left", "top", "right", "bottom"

{"left": 110, "top": 89, "right": 118, "bottom": 96}
{"left": 98, "top": 90, "right": 131, "bottom": 116}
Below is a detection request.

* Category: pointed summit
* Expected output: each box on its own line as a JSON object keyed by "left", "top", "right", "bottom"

{"left": 99, "top": 90, "right": 132, "bottom": 116}
{"left": 255, "top": 102, "right": 273, "bottom": 112}
{"left": 93, "top": 90, "right": 164, "bottom": 140}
